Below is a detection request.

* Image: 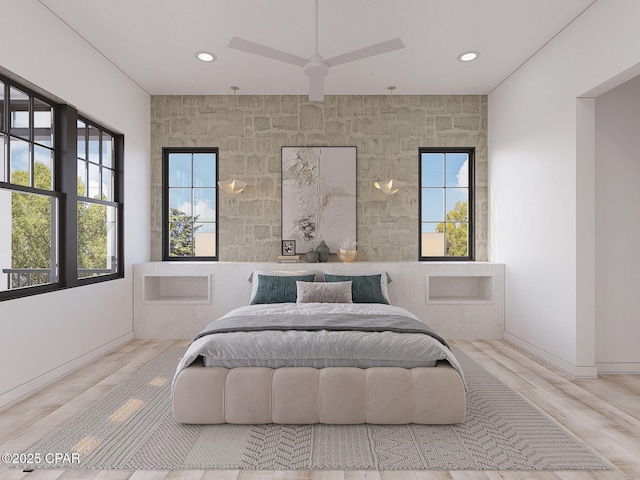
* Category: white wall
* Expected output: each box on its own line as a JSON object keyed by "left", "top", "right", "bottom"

{"left": 0, "top": 0, "right": 150, "bottom": 409}
{"left": 488, "top": 0, "right": 640, "bottom": 376}
{"left": 594, "top": 75, "right": 640, "bottom": 373}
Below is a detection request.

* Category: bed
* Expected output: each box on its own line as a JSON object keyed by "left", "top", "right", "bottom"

{"left": 171, "top": 271, "right": 466, "bottom": 425}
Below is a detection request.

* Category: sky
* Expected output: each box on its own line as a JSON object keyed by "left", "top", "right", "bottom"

{"left": 421, "top": 152, "right": 469, "bottom": 233}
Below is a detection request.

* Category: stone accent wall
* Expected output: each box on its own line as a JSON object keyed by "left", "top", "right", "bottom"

{"left": 151, "top": 95, "right": 487, "bottom": 262}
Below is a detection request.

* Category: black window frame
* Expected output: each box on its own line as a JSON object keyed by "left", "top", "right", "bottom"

{"left": 0, "top": 72, "right": 124, "bottom": 302}
{"left": 418, "top": 147, "right": 475, "bottom": 261}
{"left": 162, "top": 147, "right": 219, "bottom": 261}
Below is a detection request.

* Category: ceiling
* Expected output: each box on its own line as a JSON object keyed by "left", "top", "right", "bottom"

{"left": 39, "top": 0, "right": 596, "bottom": 97}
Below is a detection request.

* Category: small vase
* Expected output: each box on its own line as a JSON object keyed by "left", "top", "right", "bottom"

{"left": 316, "top": 240, "right": 330, "bottom": 262}
{"left": 305, "top": 250, "right": 319, "bottom": 263}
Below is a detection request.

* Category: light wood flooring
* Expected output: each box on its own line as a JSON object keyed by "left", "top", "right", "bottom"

{"left": 0, "top": 339, "right": 638, "bottom": 480}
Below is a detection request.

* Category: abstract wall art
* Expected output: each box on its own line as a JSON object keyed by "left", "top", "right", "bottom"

{"left": 281, "top": 146, "right": 356, "bottom": 254}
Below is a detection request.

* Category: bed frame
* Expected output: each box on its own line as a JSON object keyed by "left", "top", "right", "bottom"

{"left": 172, "top": 359, "right": 466, "bottom": 424}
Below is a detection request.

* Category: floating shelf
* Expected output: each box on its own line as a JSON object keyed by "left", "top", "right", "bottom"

{"left": 142, "top": 274, "right": 211, "bottom": 304}
{"left": 426, "top": 274, "right": 494, "bottom": 304}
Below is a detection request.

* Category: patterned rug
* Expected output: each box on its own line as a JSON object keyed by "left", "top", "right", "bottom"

{"left": 17, "top": 347, "right": 611, "bottom": 471}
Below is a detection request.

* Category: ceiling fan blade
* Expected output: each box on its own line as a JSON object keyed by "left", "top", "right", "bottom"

{"left": 308, "top": 73, "right": 325, "bottom": 102}
{"left": 228, "top": 37, "right": 308, "bottom": 67}
{"left": 325, "top": 38, "right": 405, "bottom": 67}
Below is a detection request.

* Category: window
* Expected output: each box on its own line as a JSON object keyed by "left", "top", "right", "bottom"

{"left": 162, "top": 148, "right": 218, "bottom": 260}
{"left": 419, "top": 147, "right": 474, "bottom": 260}
{"left": 0, "top": 72, "right": 123, "bottom": 301}
{"left": 76, "top": 118, "right": 120, "bottom": 279}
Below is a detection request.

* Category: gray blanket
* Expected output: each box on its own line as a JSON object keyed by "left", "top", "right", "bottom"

{"left": 194, "top": 313, "right": 450, "bottom": 349}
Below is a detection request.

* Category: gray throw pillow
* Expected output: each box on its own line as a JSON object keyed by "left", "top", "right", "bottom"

{"left": 296, "top": 281, "right": 353, "bottom": 303}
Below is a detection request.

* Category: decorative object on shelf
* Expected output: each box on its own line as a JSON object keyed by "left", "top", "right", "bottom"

{"left": 281, "top": 240, "right": 297, "bottom": 256}
{"left": 282, "top": 146, "right": 356, "bottom": 254}
{"left": 374, "top": 179, "right": 400, "bottom": 195}
{"left": 316, "top": 240, "right": 330, "bottom": 262}
{"left": 305, "top": 250, "right": 319, "bottom": 263}
{"left": 218, "top": 179, "right": 247, "bottom": 194}
{"left": 337, "top": 238, "right": 358, "bottom": 263}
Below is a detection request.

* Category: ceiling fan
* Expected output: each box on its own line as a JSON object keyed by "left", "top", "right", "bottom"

{"left": 227, "top": 0, "right": 405, "bottom": 101}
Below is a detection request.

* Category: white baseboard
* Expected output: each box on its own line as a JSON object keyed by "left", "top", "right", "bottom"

{"left": 0, "top": 332, "right": 134, "bottom": 412}
{"left": 504, "top": 332, "right": 598, "bottom": 378}
{"left": 596, "top": 362, "right": 640, "bottom": 374}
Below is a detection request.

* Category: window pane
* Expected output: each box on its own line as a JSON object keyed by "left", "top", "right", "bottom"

{"left": 421, "top": 223, "right": 445, "bottom": 257}
{"left": 102, "top": 133, "right": 113, "bottom": 168}
{"left": 169, "top": 188, "right": 192, "bottom": 217}
{"left": 194, "top": 222, "right": 216, "bottom": 256}
{"left": 193, "top": 188, "right": 216, "bottom": 222}
{"left": 103, "top": 168, "right": 114, "bottom": 201}
{"left": 77, "top": 120, "right": 86, "bottom": 160}
{"left": 445, "top": 222, "right": 469, "bottom": 257}
{"left": 77, "top": 159, "right": 87, "bottom": 196}
{"left": 9, "top": 87, "right": 29, "bottom": 140}
{"left": 169, "top": 153, "right": 192, "bottom": 187}
{"left": 1, "top": 190, "right": 57, "bottom": 291}
{"left": 168, "top": 221, "right": 193, "bottom": 257}
{"left": 88, "top": 125, "right": 100, "bottom": 163}
{"left": 88, "top": 162, "right": 100, "bottom": 199}
{"left": 77, "top": 202, "right": 117, "bottom": 279}
{"left": 193, "top": 153, "right": 216, "bottom": 187}
{"left": 34, "top": 145, "right": 53, "bottom": 190}
{"left": 10, "top": 137, "right": 30, "bottom": 186}
{"left": 33, "top": 97, "right": 53, "bottom": 147}
{"left": 445, "top": 153, "right": 469, "bottom": 187}
{"left": 445, "top": 189, "right": 468, "bottom": 221}
{"left": 0, "top": 134, "right": 6, "bottom": 183}
{"left": 421, "top": 188, "right": 444, "bottom": 222}
{"left": 421, "top": 153, "right": 444, "bottom": 187}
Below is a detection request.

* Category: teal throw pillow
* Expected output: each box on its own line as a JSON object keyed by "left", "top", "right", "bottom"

{"left": 323, "top": 273, "right": 389, "bottom": 304}
{"left": 250, "top": 274, "right": 316, "bottom": 304}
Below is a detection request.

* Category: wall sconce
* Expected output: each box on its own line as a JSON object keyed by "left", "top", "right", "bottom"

{"left": 218, "top": 179, "right": 247, "bottom": 194}
{"left": 374, "top": 179, "right": 400, "bottom": 195}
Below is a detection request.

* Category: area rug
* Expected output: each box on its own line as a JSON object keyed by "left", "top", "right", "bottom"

{"left": 17, "top": 347, "right": 611, "bottom": 471}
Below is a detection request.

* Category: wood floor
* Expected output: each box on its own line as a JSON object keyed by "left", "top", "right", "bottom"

{"left": 0, "top": 339, "right": 638, "bottom": 480}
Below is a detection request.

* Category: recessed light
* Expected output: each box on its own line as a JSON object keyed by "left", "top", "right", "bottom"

{"left": 457, "top": 51, "right": 479, "bottom": 62}
{"left": 195, "top": 51, "right": 217, "bottom": 62}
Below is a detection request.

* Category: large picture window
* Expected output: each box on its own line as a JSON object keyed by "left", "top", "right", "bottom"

{"left": 0, "top": 72, "right": 123, "bottom": 301}
{"left": 419, "top": 147, "right": 474, "bottom": 261}
{"left": 162, "top": 148, "right": 218, "bottom": 260}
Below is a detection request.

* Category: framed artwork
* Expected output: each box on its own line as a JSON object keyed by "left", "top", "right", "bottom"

{"left": 281, "top": 240, "right": 296, "bottom": 256}
{"left": 281, "top": 146, "right": 356, "bottom": 254}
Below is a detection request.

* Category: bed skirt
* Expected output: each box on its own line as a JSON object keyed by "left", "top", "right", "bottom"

{"left": 172, "top": 360, "right": 466, "bottom": 424}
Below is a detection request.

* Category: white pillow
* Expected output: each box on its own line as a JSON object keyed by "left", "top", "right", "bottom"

{"left": 296, "top": 281, "right": 353, "bottom": 304}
